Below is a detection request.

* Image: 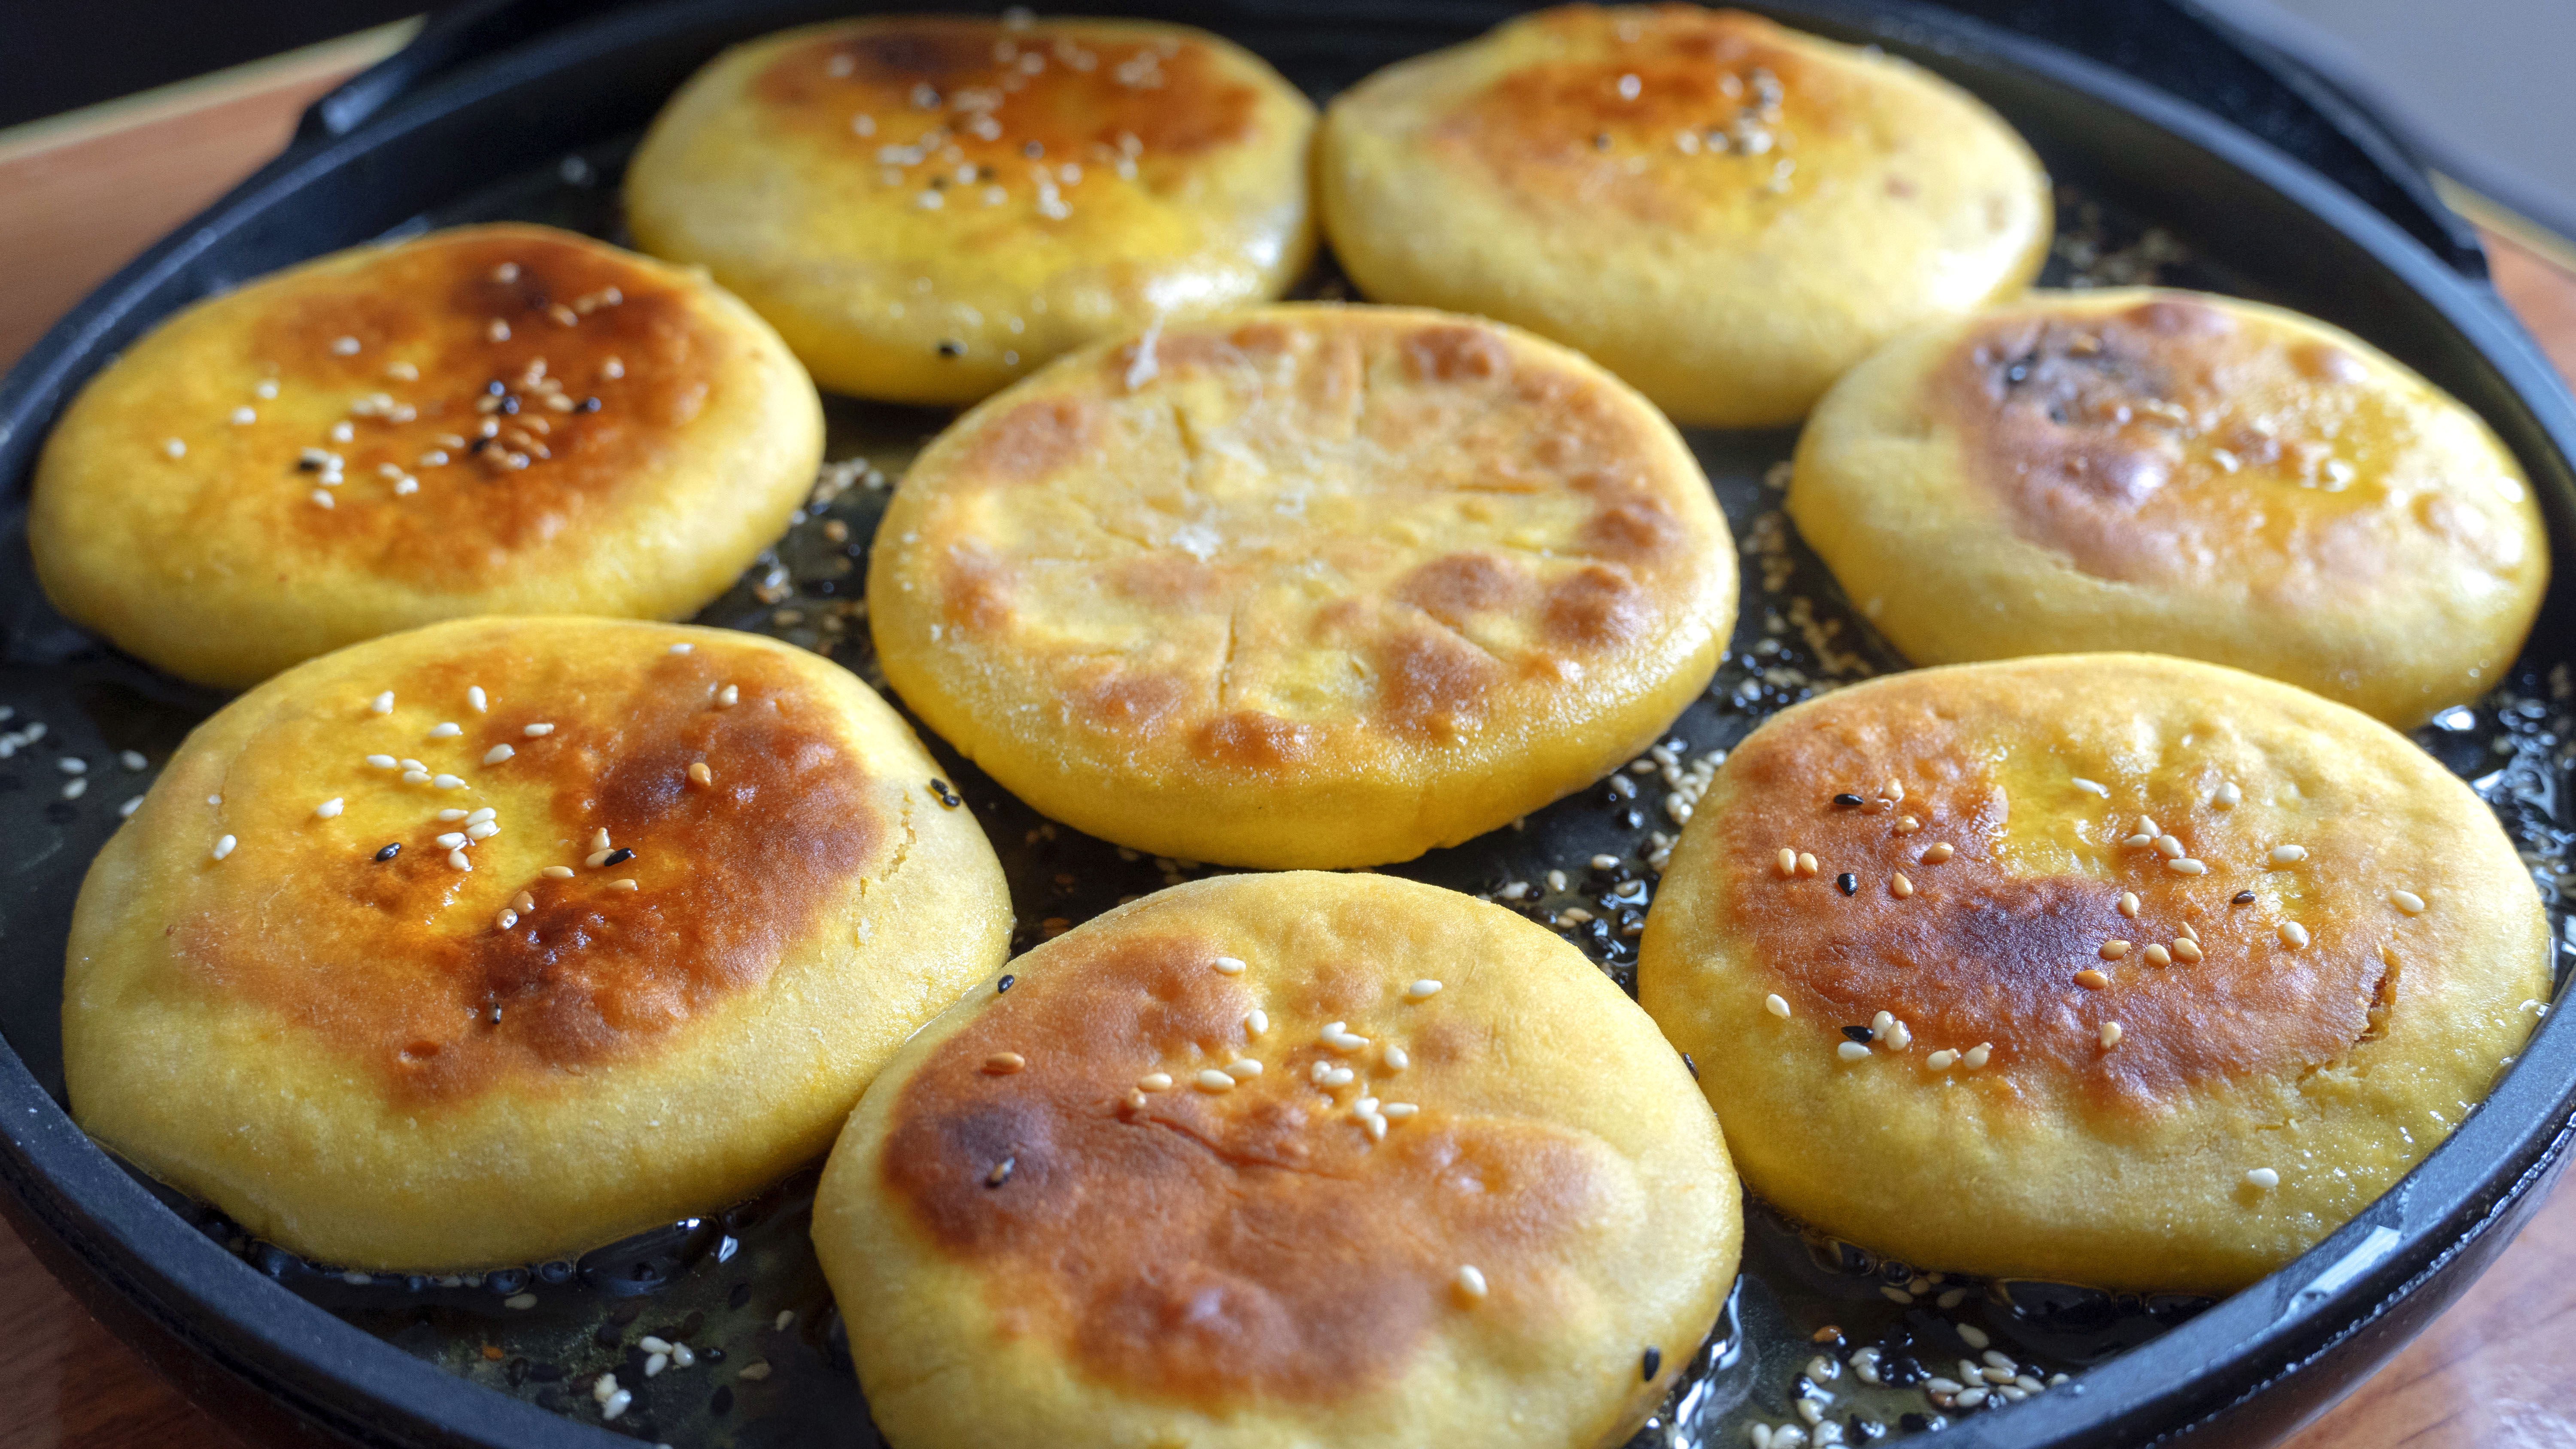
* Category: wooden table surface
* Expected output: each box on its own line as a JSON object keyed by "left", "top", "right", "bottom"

{"left": 3, "top": 27, "right": 2574, "bottom": 1449}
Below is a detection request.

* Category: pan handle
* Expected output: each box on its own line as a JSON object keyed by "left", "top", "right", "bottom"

{"left": 295, "top": 0, "right": 639, "bottom": 141}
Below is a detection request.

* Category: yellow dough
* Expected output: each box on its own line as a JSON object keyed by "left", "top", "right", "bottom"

{"left": 63, "top": 617, "right": 1011, "bottom": 1271}
{"left": 815, "top": 870, "right": 1739, "bottom": 1449}
{"left": 626, "top": 15, "right": 1316, "bottom": 405}
{"left": 1788, "top": 287, "right": 2548, "bottom": 727}
{"left": 867, "top": 304, "right": 1737, "bottom": 869}
{"left": 1318, "top": 4, "right": 2051, "bottom": 427}
{"left": 1638, "top": 654, "right": 2550, "bottom": 1294}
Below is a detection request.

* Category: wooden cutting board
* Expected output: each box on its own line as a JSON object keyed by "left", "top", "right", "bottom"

{"left": 0, "top": 27, "right": 2570, "bottom": 1449}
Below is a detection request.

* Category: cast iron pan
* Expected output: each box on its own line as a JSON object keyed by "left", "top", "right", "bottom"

{"left": 3, "top": 3, "right": 2573, "bottom": 1446}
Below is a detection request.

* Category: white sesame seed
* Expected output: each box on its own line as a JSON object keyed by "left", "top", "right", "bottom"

{"left": 2119, "top": 891, "right": 2141, "bottom": 918}
{"left": 437, "top": 809, "right": 466, "bottom": 822}
{"left": 669, "top": 643, "right": 693, "bottom": 654}
{"left": 602, "top": 1388, "right": 631, "bottom": 1421}
{"left": 60, "top": 777, "right": 84, "bottom": 800}
{"left": 310, "top": 489, "right": 336, "bottom": 509}
{"left": 330, "top": 421, "right": 353, "bottom": 443}
{"left": 162, "top": 438, "right": 186, "bottom": 459}
{"left": 1963, "top": 1043, "right": 1992, "bottom": 1069}
{"left": 467, "top": 686, "right": 487, "bottom": 712}
{"left": 504, "top": 1293, "right": 538, "bottom": 1310}
{"left": 467, "top": 821, "right": 499, "bottom": 840}
{"left": 1927, "top": 1049, "right": 1958, "bottom": 1070}
{"left": 429, "top": 721, "right": 462, "bottom": 738}
{"left": 1245, "top": 1009, "right": 1267, "bottom": 1036}
{"left": 591, "top": 828, "right": 611, "bottom": 852}
{"left": 2167, "top": 858, "right": 2207, "bottom": 874}
{"left": 484, "top": 744, "right": 516, "bottom": 765}
{"left": 716, "top": 684, "right": 739, "bottom": 707}
{"left": 1406, "top": 979, "right": 1442, "bottom": 1000}
{"left": 2125, "top": 834, "right": 2155, "bottom": 848}
{"left": 1383, "top": 1045, "right": 1409, "bottom": 1071}
{"left": 542, "top": 866, "right": 575, "bottom": 879}
{"left": 1194, "top": 1069, "right": 1234, "bottom": 1092}
{"left": 211, "top": 835, "right": 236, "bottom": 861}
{"left": 401, "top": 770, "right": 430, "bottom": 784}
{"left": 120, "top": 749, "right": 146, "bottom": 771}
{"left": 1455, "top": 1265, "right": 1488, "bottom": 1300}
{"left": 55, "top": 757, "right": 84, "bottom": 775}
{"left": 2391, "top": 889, "right": 2427, "bottom": 915}
{"left": 2071, "top": 777, "right": 2108, "bottom": 797}
{"left": 119, "top": 796, "right": 143, "bottom": 818}
{"left": 449, "top": 849, "right": 472, "bottom": 870}
{"left": 2099, "top": 1022, "right": 2123, "bottom": 1049}
{"left": 1139, "top": 1073, "right": 1171, "bottom": 1091}
{"left": 1776, "top": 848, "right": 1797, "bottom": 876}
{"left": 2245, "top": 1167, "right": 2280, "bottom": 1190}
{"left": 497, "top": 909, "right": 519, "bottom": 930}
{"left": 231, "top": 406, "right": 256, "bottom": 425}
{"left": 523, "top": 722, "right": 554, "bottom": 737}
{"left": 437, "top": 832, "right": 467, "bottom": 848}
{"left": 1223, "top": 1059, "right": 1261, "bottom": 1079}
{"left": 1923, "top": 842, "right": 1955, "bottom": 864}
{"left": 332, "top": 336, "right": 361, "bottom": 355}
{"left": 2100, "top": 940, "right": 2130, "bottom": 960}
{"left": 371, "top": 691, "right": 395, "bottom": 714}
{"left": 639, "top": 1336, "right": 672, "bottom": 1355}
{"left": 366, "top": 754, "right": 396, "bottom": 769}
{"left": 1766, "top": 992, "right": 1792, "bottom": 1019}
{"left": 1837, "top": 1041, "right": 1871, "bottom": 1062}
{"left": 2214, "top": 781, "right": 2242, "bottom": 808}
{"left": 1959, "top": 1325, "right": 1990, "bottom": 1349}
{"left": 1885, "top": 1020, "right": 1914, "bottom": 1051}
{"left": 2269, "top": 845, "right": 2309, "bottom": 865}
{"left": 2278, "top": 921, "right": 2310, "bottom": 948}
{"left": 2144, "top": 944, "right": 2172, "bottom": 966}
{"left": 1872, "top": 1009, "right": 1894, "bottom": 1036}
{"left": 1211, "top": 955, "right": 1246, "bottom": 975}
{"left": 313, "top": 797, "right": 343, "bottom": 818}
{"left": 2154, "top": 834, "right": 2185, "bottom": 858}
{"left": 1382, "top": 1103, "right": 1418, "bottom": 1119}
{"left": 432, "top": 774, "right": 464, "bottom": 789}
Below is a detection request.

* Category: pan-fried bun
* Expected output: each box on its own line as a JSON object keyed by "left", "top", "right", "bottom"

{"left": 867, "top": 305, "right": 1736, "bottom": 869}
{"left": 626, "top": 15, "right": 1316, "bottom": 405}
{"left": 1638, "top": 654, "right": 2550, "bottom": 1294}
{"left": 62, "top": 616, "right": 1010, "bottom": 1271}
{"left": 30, "top": 224, "right": 822, "bottom": 690}
{"left": 816, "top": 870, "right": 1738, "bottom": 1449}
{"left": 1789, "top": 288, "right": 2548, "bottom": 727}
{"left": 1318, "top": 4, "right": 2050, "bottom": 427}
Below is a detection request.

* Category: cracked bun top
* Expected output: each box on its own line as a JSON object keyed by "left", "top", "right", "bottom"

{"left": 626, "top": 15, "right": 1316, "bottom": 405}
{"left": 1318, "top": 4, "right": 2051, "bottom": 426}
{"left": 30, "top": 224, "right": 822, "bottom": 689}
{"left": 1639, "top": 653, "right": 2550, "bottom": 1292}
{"left": 62, "top": 616, "right": 1010, "bottom": 1270}
{"left": 1789, "top": 287, "right": 2548, "bottom": 728}
{"left": 815, "top": 870, "right": 1738, "bottom": 1449}
{"left": 867, "top": 304, "right": 1736, "bottom": 869}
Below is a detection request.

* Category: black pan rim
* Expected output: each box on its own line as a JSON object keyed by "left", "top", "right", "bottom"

{"left": 1, "top": 3, "right": 2573, "bottom": 1446}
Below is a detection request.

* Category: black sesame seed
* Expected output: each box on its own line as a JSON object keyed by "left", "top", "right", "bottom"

{"left": 295, "top": 456, "right": 323, "bottom": 472}
{"left": 602, "top": 847, "right": 636, "bottom": 867}
{"left": 984, "top": 1155, "right": 1015, "bottom": 1188}
{"left": 1592, "top": 132, "right": 1612, "bottom": 150}
{"left": 936, "top": 340, "right": 965, "bottom": 358}
{"left": 486, "top": 379, "right": 507, "bottom": 396}
{"left": 488, "top": 1003, "right": 503, "bottom": 1025}
{"left": 577, "top": 396, "right": 602, "bottom": 412}
{"left": 2233, "top": 891, "right": 2257, "bottom": 905}
{"left": 1681, "top": 1051, "right": 1698, "bottom": 1080}
{"left": 498, "top": 394, "right": 520, "bottom": 414}
{"left": 1641, "top": 1346, "right": 1662, "bottom": 1380}
{"left": 1837, "top": 872, "right": 1859, "bottom": 895}
{"left": 1841, "top": 1025, "right": 1874, "bottom": 1043}
{"left": 374, "top": 843, "right": 401, "bottom": 861}
{"left": 1832, "top": 792, "right": 1865, "bottom": 808}
{"left": 1023, "top": 140, "right": 1044, "bottom": 158}
{"left": 929, "top": 777, "right": 963, "bottom": 807}
{"left": 996, "top": 973, "right": 1015, "bottom": 994}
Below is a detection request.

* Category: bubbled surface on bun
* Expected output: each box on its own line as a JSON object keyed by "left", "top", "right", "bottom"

{"left": 1319, "top": 4, "right": 2051, "bottom": 427}
{"left": 816, "top": 870, "right": 1738, "bottom": 1449}
{"left": 63, "top": 617, "right": 1011, "bottom": 1271}
{"left": 626, "top": 15, "right": 1316, "bottom": 405}
{"left": 1638, "top": 654, "right": 2550, "bottom": 1293}
{"left": 31, "top": 224, "right": 823, "bottom": 689}
{"left": 867, "top": 305, "right": 1736, "bottom": 869}
{"left": 1789, "top": 288, "right": 2549, "bottom": 727}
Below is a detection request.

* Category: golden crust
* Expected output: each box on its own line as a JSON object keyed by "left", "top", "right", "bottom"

{"left": 30, "top": 225, "right": 822, "bottom": 690}
{"left": 1319, "top": 4, "right": 2051, "bottom": 426}
{"left": 815, "top": 871, "right": 1738, "bottom": 1449}
{"left": 1637, "top": 654, "right": 2550, "bottom": 1293}
{"left": 626, "top": 16, "right": 1316, "bottom": 405}
{"left": 62, "top": 617, "right": 1010, "bottom": 1270}
{"left": 1789, "top": 288, "right": 2550, "bottom": 727}
{"left": 866, "top": 305, "right": 1736, "bottom": 868}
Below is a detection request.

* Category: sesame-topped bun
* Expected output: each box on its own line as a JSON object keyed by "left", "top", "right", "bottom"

{"left": 1788, "top": 288, "right": 2549, "bottom": 728}
{"left": 867, "top": 305, "right": 1736, "bottom": 869}
{"left": 815, "top": 870, "right": 1738, "bottom": 1449}
{"left": 1317, "top": 5, "right": 2051, "bottom": 427}
{"left": 1637, "top": 654, "right": 2550, "bottom": 1294}
{"left": 62, "top": 616, "right": 1010, "bottom": 1271}
{"left": 30, "top": 224, "right": 822, "bottom": 690}
{"left": 624, "top": 15, "right": 1316, "bottom": 406}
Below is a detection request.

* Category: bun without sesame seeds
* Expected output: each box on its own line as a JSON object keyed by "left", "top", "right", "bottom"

{"left": 1317, "top": 4, "right": 2052, "bottom": 427}
{"left": 624, "top": 15, "right": 1317, "bottom": 406}
{"left": 30, "top": 223, "right": 823, "bottom": 691}
{"left": 866, "top": 304, "right": 1737, "bottom": 869}
{"left": 61, "top": 616, "right": 1011, "bottom": 1271}
{"left": 1637, "top": 653, "right": 2551, "bottom": 1294}
{"left": 813, "top": 870, "right": 1740, "bottom": 1449}
{"left": 1788, "top": 287, "right": 2549, "bottom": 728}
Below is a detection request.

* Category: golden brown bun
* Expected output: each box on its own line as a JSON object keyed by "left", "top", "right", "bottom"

{"left": 1789, "top": 288, "right": 2549, "bottom": 728}
{"left": 626, "top": 15, "right": 1316, "bottom": 405}
{"left": 1318, "top": 4, "right": 2051, "bottom": 427}
{"left": 866, "top": 304, "right": 1736, "bottom": 869}
{"left": 1637, "top": 654, "right": 2550, "bottom": 1294}
{"left": 30, "top": 224, "right": 822, "bottom": 691}
{"left": 815, "top": 870, "right": 1738, "bottom": 1449}
{"left": 63, "top": 616, "right": 1011, "bottom": 1271}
